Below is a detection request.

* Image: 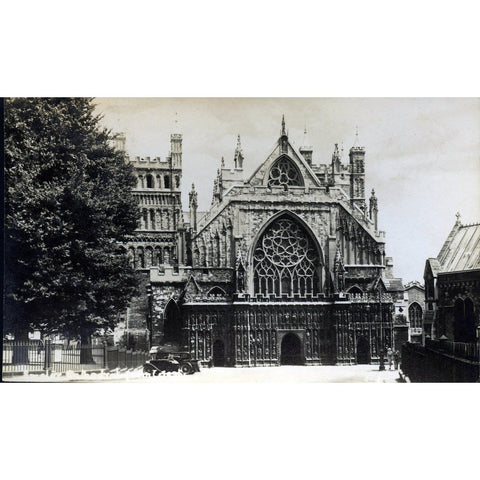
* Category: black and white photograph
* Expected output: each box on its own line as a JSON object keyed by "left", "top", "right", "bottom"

{"left": 1, "top": 3, "right": 479, "bottom": 480}
{"left": 3, "top": 97, "right": 479, "bottom": 383}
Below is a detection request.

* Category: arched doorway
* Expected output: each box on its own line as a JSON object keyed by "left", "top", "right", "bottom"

{"left": 212, "top": 340, "right": 226, "bottom": 367}
{"left": 357, "top": 336, "right": 370, "bottom": 364}
{"left": 280, "top": 333, "right": 304, "bottom": 365}
{"left": 163, "top": 300, "right": 182, "bottom": 345}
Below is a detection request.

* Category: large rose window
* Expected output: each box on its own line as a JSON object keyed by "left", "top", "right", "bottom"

{"left": 267, "top": 157, "right": 303, "bottom": 187}
{"left": 253, "top": 217, "right": 320, "bottom": 296}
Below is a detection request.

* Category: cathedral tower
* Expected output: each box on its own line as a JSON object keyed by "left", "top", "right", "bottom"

{"left": 349, "top": 129, "right": 366, "bottom": 212}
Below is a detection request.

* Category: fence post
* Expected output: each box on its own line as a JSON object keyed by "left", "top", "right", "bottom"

{"left": 44, "top": 340, "right": 51, "bottom": 374}
{"left": 103, "top": 343, "right": 108, "bottom": 370}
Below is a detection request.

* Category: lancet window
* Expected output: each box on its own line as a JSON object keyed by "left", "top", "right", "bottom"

{"left": 253, "top": 216, "right": 321, "bottom": 296}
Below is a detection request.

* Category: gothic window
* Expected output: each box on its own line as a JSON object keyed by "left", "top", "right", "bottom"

{"left": 127, "top": 247, "right": 135, "bottom": 268}
{"left": 136, "top": 247, "right": 145, "bottom": 268}
{"left": 207, "top": 286, "right": 226, "bottom": 297}
{"left": 348, "top": 286, "right": 363, "bottom": 295}
{"left": 409, "top": 303, "right": 423, "bottom": 329}
{"left": 145, "top": 246, "right": 153, "bottom": 267}
{"left": 267, "top": 157, "right": 304, "bottom": 188}
{"left": 154, "top": 246, "right": 162, "bottom": 266}
{"left": 253, "top": 216, "right": 321, "bottom": 296}
{"left": 150, "top": 209, "right": 155, "bottom": 230}
{"left": 215, "top": 234, "right": 221, "bottom": 267}
{"left": 164, "top": 175, "right": 170, "bottom": 189}
{"left": 146, "top": 174, "right": 154, "bottom": 188}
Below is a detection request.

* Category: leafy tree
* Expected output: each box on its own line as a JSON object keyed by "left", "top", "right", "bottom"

{"left": 5, "top": 98, "right": 139, "bottom": 359}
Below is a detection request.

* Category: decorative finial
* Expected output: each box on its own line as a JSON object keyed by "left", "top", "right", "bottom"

{"left": 455, "top": 212, "right": 461, "bottom": 225}
{"left": 281, "top": 115, "right": 286, "bottom": 136}
{"left": 221, "top": 156, "right": 225, "bottom": 168}
{"left": 371, "top": 188, "right": 375, "bottom": 196}
{"left": 191, "top": 182, "right": 195, "bottom": 190}
{"left": 236, "top": 134, "right": 241, "bottom": 149}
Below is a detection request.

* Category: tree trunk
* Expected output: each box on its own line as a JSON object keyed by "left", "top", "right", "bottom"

{"left": 80, "top": 327, "right": 94, "bottom": 364}
{"left": 12, "top": 328, "right": 29, "bottom": 365}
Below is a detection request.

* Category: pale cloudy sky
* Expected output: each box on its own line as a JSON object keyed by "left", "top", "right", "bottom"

{"left": 95, "top": 98, "right": 480, "bottom": 284}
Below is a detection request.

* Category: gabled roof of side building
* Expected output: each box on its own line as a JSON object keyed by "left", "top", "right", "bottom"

{"left": 437, "top": 221, "right": 480, "bottom": 272}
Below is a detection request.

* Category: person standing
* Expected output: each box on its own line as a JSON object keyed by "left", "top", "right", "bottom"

{"left": 393, "top": 350, "right": 400, "bottom": 370}
{"left": 386, "top": 348, "right": 394, "bottom": 370}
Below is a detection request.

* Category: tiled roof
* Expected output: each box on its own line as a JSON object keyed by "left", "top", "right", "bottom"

{"left": 437, "top": 223, "right": 480, "bottom": 272}
{"left": 382, "top": 278, "right": 404, "bottom": 292}
{"left": 427, "top": 258, "right": 441, "bottom": 276}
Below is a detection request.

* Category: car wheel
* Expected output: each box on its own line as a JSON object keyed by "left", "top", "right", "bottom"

{"left": 180, "top": 363, "right": 193, "bottom": 375}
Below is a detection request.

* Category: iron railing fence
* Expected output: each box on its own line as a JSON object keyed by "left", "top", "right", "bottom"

{"left": 402, "top": 341, "right": 480, "bottom": 382}
{"left": 425, "top": 338, "right": 479, "bottom": 362}
{"left": 2, "top": 341, "right": 149, "bottom": 375}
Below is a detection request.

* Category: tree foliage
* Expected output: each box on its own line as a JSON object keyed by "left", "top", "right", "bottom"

{"left": 5, "top": 98, "right": 139, "bottom": 340}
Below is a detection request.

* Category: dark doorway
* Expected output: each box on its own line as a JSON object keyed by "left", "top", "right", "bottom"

{"left": 455, "top": 298, "right": 476, "bottom": 343}
{"left": 212, "top": 340, "right": 226, "bottom": 367}
{"left": 357, "top": 336, "right": 370, "bottom": 364}
{"left": 280, "top": 333, "right": 304, "bottom": 365}
{"left": 163, "top": 300, "right": 182, "bottom": 345}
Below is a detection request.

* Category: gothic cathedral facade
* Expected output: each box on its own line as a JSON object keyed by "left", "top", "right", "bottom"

{"left": 120, "top": 117, "right": 403, "bottom": 366}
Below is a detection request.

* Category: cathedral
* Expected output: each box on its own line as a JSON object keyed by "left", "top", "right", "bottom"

{"left": 118, "top": 117, "right": 405, "bottom": 367}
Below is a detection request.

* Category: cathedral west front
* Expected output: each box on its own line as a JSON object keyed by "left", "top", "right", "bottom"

{"left": 119, "top": 117, "right": 404, "bottom": 367}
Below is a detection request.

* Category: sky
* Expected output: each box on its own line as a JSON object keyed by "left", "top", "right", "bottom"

{"left": 95, "top": 98, "right": 480, "bottom": 284}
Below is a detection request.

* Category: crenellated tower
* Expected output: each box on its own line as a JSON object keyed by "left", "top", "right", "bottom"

{"left": 299, "top": 126, "right": 313, "bottom": 166}
{"left": 349, "top": 129, "right": 366, "bottom": 212}
{"left": 170, "top": 133, "right": 182, "bottom": 169}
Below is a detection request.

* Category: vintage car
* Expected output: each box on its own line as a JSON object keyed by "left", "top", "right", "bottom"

{"left": 143, "top": 343, "right": 200, "bottom": 376}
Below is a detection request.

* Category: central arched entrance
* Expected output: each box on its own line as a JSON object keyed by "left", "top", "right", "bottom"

{"left": 280, "top": 333, "right": 304, "bottom": 365}
{"left": 356, "top": 336, "right": 370, "bottom": 364}
{"left": 212, "top": 340, "right": 226, "bottom": 367}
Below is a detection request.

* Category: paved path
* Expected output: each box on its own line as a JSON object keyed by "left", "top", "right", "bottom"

{"left": 5, "top": 364, "right": 403, "bottom": 383}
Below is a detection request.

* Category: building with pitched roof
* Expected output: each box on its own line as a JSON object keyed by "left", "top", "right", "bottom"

{"left": 424, "top": 213, "right": 480, "bottom": 343}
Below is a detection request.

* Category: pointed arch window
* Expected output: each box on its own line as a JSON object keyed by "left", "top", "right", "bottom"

{"left": 409, "top": 302, "right": 423, "bottom": 329}
{"left": 253, "top": 216, "right": 321, "bottom": 296}
{"left": 268, "top": 157, "right": 304, "bottom": 188}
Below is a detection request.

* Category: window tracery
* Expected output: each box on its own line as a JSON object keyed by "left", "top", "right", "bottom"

{"left": 253, "top": 217, "right": 320, "bottom": 296}
{"left": 268, "top": 157, "right": 303, "bottom": 187}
